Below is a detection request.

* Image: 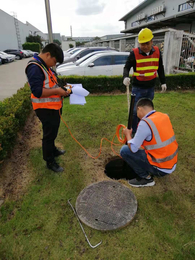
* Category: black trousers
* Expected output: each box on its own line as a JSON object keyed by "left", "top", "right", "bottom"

{"left": 35, "top": 108, "right": 62, "bottom": 163}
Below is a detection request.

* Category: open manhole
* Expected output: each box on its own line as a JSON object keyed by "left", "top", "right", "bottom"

{"left": 104, "top": 156, "right": 137, "bottom": 180}
{"left": 76, "top": 180, "right": 137, "bottom": 231}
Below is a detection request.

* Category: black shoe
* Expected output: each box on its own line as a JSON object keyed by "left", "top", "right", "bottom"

{"left": 47, "top": 161, "right": 64, "bottom": 172}
{"left": 128, "top": 177, "right": 155, "bottom": 187}
{"left": 54, "top": 149, "right": 66, "bottom": 157}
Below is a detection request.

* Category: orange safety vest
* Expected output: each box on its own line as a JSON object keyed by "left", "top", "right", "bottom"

{"left": 142, "top": 112, "right": 178, "bottom": 170}
{"left": 133, "top": 46, "right": 160, "bottom": 81}
{"left": 26, "top": 60, "right": 62, "bottom": 110}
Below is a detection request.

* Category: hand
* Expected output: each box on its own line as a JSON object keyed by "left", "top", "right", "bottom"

{"left": 161, "top": 84, "right": 167, "bottom": 93}
{"left": 123, "top": 77, "right": 130, "bottom": 86}
{"left": 57, "top": 88, "right": 70, "bottom": 97}
{"left": 123, "top": 128, "right": 133, "bottom": 140}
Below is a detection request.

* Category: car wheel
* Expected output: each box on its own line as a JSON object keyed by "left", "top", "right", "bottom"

{"left": 15, "top": 55, "right": 20, "bottom": 60}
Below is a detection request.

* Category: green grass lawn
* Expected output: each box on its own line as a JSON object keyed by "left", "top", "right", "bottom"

{"left": 0, "top": 91, "right": 195, "bottom": 260}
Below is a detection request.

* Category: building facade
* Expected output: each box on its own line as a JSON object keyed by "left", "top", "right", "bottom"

{"left": 0, "top": 9, "right": 46, "bottom": 51}
{"left": 119, "top": 0, "right": 195, "bottom": 34}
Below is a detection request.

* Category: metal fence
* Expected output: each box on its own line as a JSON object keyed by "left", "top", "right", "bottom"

{"left": 125, "top": 39, "right": 135, "bottom": 52}
{"left": 179, "top": 33, "right": 195, "bottom": 71}
{"left": 152, "top": 35, "right": 165, "bottom": 56}
{"left": 114, "top": 40, "right": 120, "bottom": 51}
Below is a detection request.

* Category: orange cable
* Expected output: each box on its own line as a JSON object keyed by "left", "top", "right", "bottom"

{"left": 59, "top": 111, "right": 127, "bottom": 159}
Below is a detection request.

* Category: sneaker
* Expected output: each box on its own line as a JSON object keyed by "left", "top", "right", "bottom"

{"left": 128, "top": 177, "right": 155, "bottom": 187}
{"left": 54, "top": 149, "right": 66, "bottom": 157}
{"left": 47, "top": 161, "right": 64, "bottom": 172}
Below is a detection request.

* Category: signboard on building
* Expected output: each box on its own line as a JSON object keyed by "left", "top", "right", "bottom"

{"left": 151, "top": 5, "right": 165, "bottom": 15}
{"left": 137, "top": 13, "right": 146, "bottom": 21}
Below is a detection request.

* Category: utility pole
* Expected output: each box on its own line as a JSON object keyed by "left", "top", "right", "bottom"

{"left": 44, "top": 0, "right": 53, "bottom": 43}
{"left": 44, "top": 0, "right": 56, "bottom": 71}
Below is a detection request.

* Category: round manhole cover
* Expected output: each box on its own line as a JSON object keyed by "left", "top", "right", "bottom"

{"left": 76, "top": 180, "right": 137, "bottom": 231}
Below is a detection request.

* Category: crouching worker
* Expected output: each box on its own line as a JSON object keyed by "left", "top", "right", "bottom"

{"left": 25, "top": 43, "right": 70, "bottom": 172}
{"left": 120, "top": 98, "right": 178, "bottom": 187}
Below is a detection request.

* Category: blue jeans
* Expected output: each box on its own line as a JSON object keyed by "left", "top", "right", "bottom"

{"left": 131, "top": 86, "right": 154, "bottom": 133}
{"left": 120, "top": 145, "right": 167, "bottom": 178}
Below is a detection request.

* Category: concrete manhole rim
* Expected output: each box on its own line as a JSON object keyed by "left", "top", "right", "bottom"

{"left": 75, "top": 180, "right": 137, "bottom": 231}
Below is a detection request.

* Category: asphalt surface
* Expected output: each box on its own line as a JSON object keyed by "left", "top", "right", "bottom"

{"left": 0, "top": 57, "right": 31, "bottom": 101}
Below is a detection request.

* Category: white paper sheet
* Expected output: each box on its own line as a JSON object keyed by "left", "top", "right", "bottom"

{"left": 68, "top": 83, "right": 89, "bottom": 105}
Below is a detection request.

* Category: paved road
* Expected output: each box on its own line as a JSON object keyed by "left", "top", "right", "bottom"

{"left": 0, "top": 58, "right": 31, "bottom": 101}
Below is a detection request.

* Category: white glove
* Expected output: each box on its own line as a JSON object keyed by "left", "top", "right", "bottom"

{"left": 123, "top": 77, "right": 130, "bottom": 86}
{"left": 161, "top": 84, "right": 167, "bottom": 93}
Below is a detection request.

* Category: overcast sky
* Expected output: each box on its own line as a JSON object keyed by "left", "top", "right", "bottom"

{"left": 1, "top": 0, "right": 144, "bottom": 37}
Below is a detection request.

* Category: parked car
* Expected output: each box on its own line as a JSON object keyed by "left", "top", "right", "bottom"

{"left": 57, "top": 52, "right": 129, "bottom": 76}
{"left": 0, "top": 51, "right": 16, "bottom": 63}
{"left": 4, "top": 49, "right": 24, "bottom": 59}
{"left": 58, "top": 50, "right": 117, "bottom": 69}
{"left": 25, "top": 50, "right": 34, "bottom": 57}
{"left": 63, "top": 47, "right": 118, "bottom": 64}
{"left": 63, "top": 48, "right": 84, "bottom": 60}
{"left": 21, "top": 50, "right": 31, "bottom": 57}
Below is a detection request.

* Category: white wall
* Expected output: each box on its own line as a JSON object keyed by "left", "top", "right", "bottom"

{"left": 62, "top": 41, "right": 76, "bottom": 51}
{"left": 0, "top": 10, "right": 18, "bottom": 50}
{"left": 0, "top": 9, "right": 46, "bottom": 51}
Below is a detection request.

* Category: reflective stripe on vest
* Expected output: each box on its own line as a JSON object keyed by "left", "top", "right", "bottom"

{"left": 149, "top": 148, "right": 178, "bottom": 163}
{"left": 31, "top": 97, "right": 61, "bottom": 103}
{"left": 136, "top": 58, "right": 159, "bottom": 63}
{"left": 134, "top": 72, "right": 157, "bottom": 77}
{"left": 136, "top": 66, "right": 159, "bottom": 71}
{"left": 133, "top": 46, "right": 160, "bottom": 80}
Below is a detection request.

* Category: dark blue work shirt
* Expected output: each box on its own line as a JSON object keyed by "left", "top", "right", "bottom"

{"left": 26, "top": 55, "right": 48, "bottom": 98}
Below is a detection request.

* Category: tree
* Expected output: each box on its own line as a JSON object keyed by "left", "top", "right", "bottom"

{"left": 76, "top": 42, "right": 84, "bottom": 47}
{"left": 53, "top": 39, "right": 61, "bottom": 46}
{"left": 26, "top": 35, "right": 43, "bottom": 48}
{"left": 69, "top": 44, "right": 74, "bottom": 48}
{"left": 94, "top": 36, "right": 101, "bottom": 41}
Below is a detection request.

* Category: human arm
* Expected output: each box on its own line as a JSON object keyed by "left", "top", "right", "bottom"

{"left": 123, "top": 120, "right": 152, "bottom": 153}
{"left": 123, "top": 128, "right": 133, "bottom": 151}
{"left": 123, "top": 51, "right": 135, "bottom": 78}
{"left": 157, "top": 51, "right": 167, "bottom": 92}
{"left": 41, "top": 87, "right": 69, "bottom": 97}
{"left": 26, "top": 65, "right": 69, "bottom": 98}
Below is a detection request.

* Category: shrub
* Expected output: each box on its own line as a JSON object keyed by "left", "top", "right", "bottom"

{"left": 0, "top": 84, "right": 32, "bottom": 162}
{"left": 22, "top": 42, "right": 41, "bottom": 53}
{"left": 59, "top": 73, "right": 195, "bottom": 93}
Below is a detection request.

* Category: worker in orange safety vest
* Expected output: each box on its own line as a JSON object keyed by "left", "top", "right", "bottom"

{"left": 123, "top": 28, "right": 167, "bottom": 135}
{"left": 25, "top": 43, "right": 70, "bottom": 172}
{"left": 120, "top": 98, "right": 178, "bottom": 187}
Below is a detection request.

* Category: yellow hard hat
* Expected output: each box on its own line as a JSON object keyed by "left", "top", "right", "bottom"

{"left": 138, "top": 28, "right": 153, "bottom": 43}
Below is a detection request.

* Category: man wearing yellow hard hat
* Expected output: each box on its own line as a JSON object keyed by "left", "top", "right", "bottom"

{"left": 123, "top": 28, "right": 167, "bottom": 135}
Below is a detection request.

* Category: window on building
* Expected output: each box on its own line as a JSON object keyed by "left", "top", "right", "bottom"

{"left": 131, "top": 21, "right": 140, "bottom": 27}
{"left": 147, "top": 15, "right": 155, "bottom": 22}
{"left": 178, "top": 2, "right": 193, "bottom": 12}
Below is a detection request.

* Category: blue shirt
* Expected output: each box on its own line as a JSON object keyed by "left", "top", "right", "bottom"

{"left": 26, "top": 55, "right": 47, "bottom": 98}
{"left": 129, "top": 110, "right": 176, "bottom": 173}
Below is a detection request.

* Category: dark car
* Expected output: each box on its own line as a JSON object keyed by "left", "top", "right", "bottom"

{"left": 4, "top": 49, "right": 24, "bottom": 60}
{"left": 63, "top": 47, "right": 118, "bottom": 64}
